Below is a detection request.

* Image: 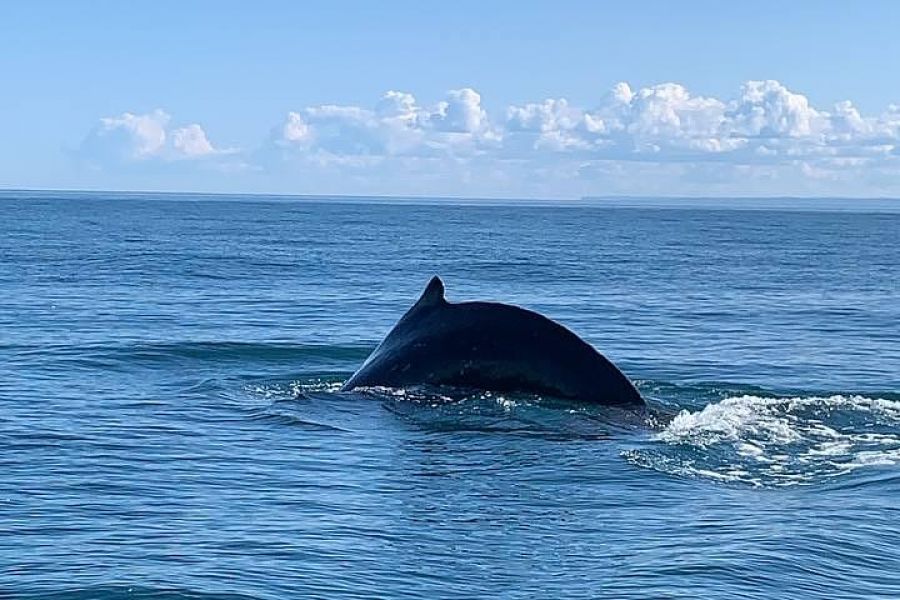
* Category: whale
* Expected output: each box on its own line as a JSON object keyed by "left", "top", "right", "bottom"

{"left": 342, "top": 276, "right": 643, "bottom": 406}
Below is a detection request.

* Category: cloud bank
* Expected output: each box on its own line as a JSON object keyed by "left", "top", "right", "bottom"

{"left": 79, "top": 81, "right": 900, "bottom": 197}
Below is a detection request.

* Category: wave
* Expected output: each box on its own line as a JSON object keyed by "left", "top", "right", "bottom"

{"left": 624, "top": 394, "right": 900, "bottom": 487}
{"left": 243, "top": 378, "right": 900, "bottom": 485}
{"left": 246, "top": 379, "right": 651, "bottom": 439}
{"left": 6, "top": 586, "right": 263, "bottom": 600}
{"left": 249, "top": 379, "right": 344, "bottom": 399}
{"left": 7, "top": 341, "right": 370, "bottom": 369}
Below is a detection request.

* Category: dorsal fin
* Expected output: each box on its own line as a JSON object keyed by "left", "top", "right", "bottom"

{"left": 415, "top": 275, "right": 446, "bottom": 308}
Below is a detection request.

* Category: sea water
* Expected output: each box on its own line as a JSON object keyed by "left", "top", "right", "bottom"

{"left": 2, "top": 191, "right": 899, "bottom": 598}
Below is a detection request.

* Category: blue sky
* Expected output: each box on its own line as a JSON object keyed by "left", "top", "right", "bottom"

{"left": 3, "top": 1, "right": 900, "bottom": 198}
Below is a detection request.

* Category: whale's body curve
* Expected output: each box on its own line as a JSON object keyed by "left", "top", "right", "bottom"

{"left": 342, "top": 277, "right": 643, "bottom": 407}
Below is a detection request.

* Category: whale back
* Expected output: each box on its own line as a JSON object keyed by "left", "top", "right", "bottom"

{"left": 342, "top": 276, "right": 643, "bottom": 406}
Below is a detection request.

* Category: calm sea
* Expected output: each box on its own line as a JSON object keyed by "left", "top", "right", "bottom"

{"left": 2, "top": 191, "right": 899, "bottom": 599}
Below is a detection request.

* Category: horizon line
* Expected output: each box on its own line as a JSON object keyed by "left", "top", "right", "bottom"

{"left": 3, "top": 186, "right": 900, "bottom": 204}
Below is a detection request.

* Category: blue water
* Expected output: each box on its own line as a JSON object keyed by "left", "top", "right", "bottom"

{"left": 2, "top": 191, "right": 899, "bottom": 599}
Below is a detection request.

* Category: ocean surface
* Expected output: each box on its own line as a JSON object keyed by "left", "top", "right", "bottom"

{"left": 2, "top": 191, "right": 899, "bottom": 599}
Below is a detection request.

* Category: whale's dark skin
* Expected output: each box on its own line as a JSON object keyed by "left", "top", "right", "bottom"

{"left": 342, "top": 276, "right": 644, "bottom": 407}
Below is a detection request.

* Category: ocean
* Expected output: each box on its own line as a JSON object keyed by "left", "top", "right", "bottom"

{"left": 2, "top": 191, "right": 899, "bottom": 599}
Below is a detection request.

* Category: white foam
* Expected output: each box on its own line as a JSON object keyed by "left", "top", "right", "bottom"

{"left": 629, "top": 394, "right": 900, "bottom": 486}
{"left": 659, "top": 395, "right": 806, "bottom": 446}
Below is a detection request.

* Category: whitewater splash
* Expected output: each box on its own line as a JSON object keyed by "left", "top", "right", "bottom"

{"left": 626, "top": 394, "right": 900, "bottom": 487}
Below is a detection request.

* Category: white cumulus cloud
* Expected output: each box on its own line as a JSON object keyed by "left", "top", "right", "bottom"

{"left": 80, "top": 109, "right": 222, "bottom": 163}
{"left": 259, "top": 81, "right": 900, "bottom": 196}
{"left": 81, "top": 80, "right": 900, "bottom": 197}
{"left": 500, "top": 79, "right": 900, "bottom": 165}
{"left": 170, "top": 124, "right": 216, "bottom": 157}
{"left": 271, "top": 88, "right": 500, "bottom": 162}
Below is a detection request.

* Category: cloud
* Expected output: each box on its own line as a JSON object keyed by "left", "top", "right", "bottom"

{"left": 728, "top": 80, "right": 827, "bottom": 138}
{"left": 268, "top": 79, "right": 900, "bottom": 168}
{"left": 270, "top": 87, "right": 500, "bottom": 162}
{"left": 80, "top": 81, "right": 900, "bottom": 196}
{"left": 428, "top": 88, "right": 489, "bottom": 134}
{"left": 170, "top": 124, "right": 216, "bottom": 157}
{"left": 79, "top": 109, "right": 223, "bottom": 164}
{"left": 500, "top": 79, "right": 900, "bottom": 168}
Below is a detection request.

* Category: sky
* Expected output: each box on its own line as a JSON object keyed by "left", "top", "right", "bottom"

{"left": 2, "top": 1, "right": 900, "bottom": 199}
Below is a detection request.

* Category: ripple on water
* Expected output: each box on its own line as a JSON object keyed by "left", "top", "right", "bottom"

{"left": 246, "top": 380, "right": 652, "bottom": 441}
{"left": 11, "top": 587, "right": 264, "bottom": 600}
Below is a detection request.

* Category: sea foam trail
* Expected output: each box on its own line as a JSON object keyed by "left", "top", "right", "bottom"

{"left": 626, "top": 394, "right": 900, "bottom": 486}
